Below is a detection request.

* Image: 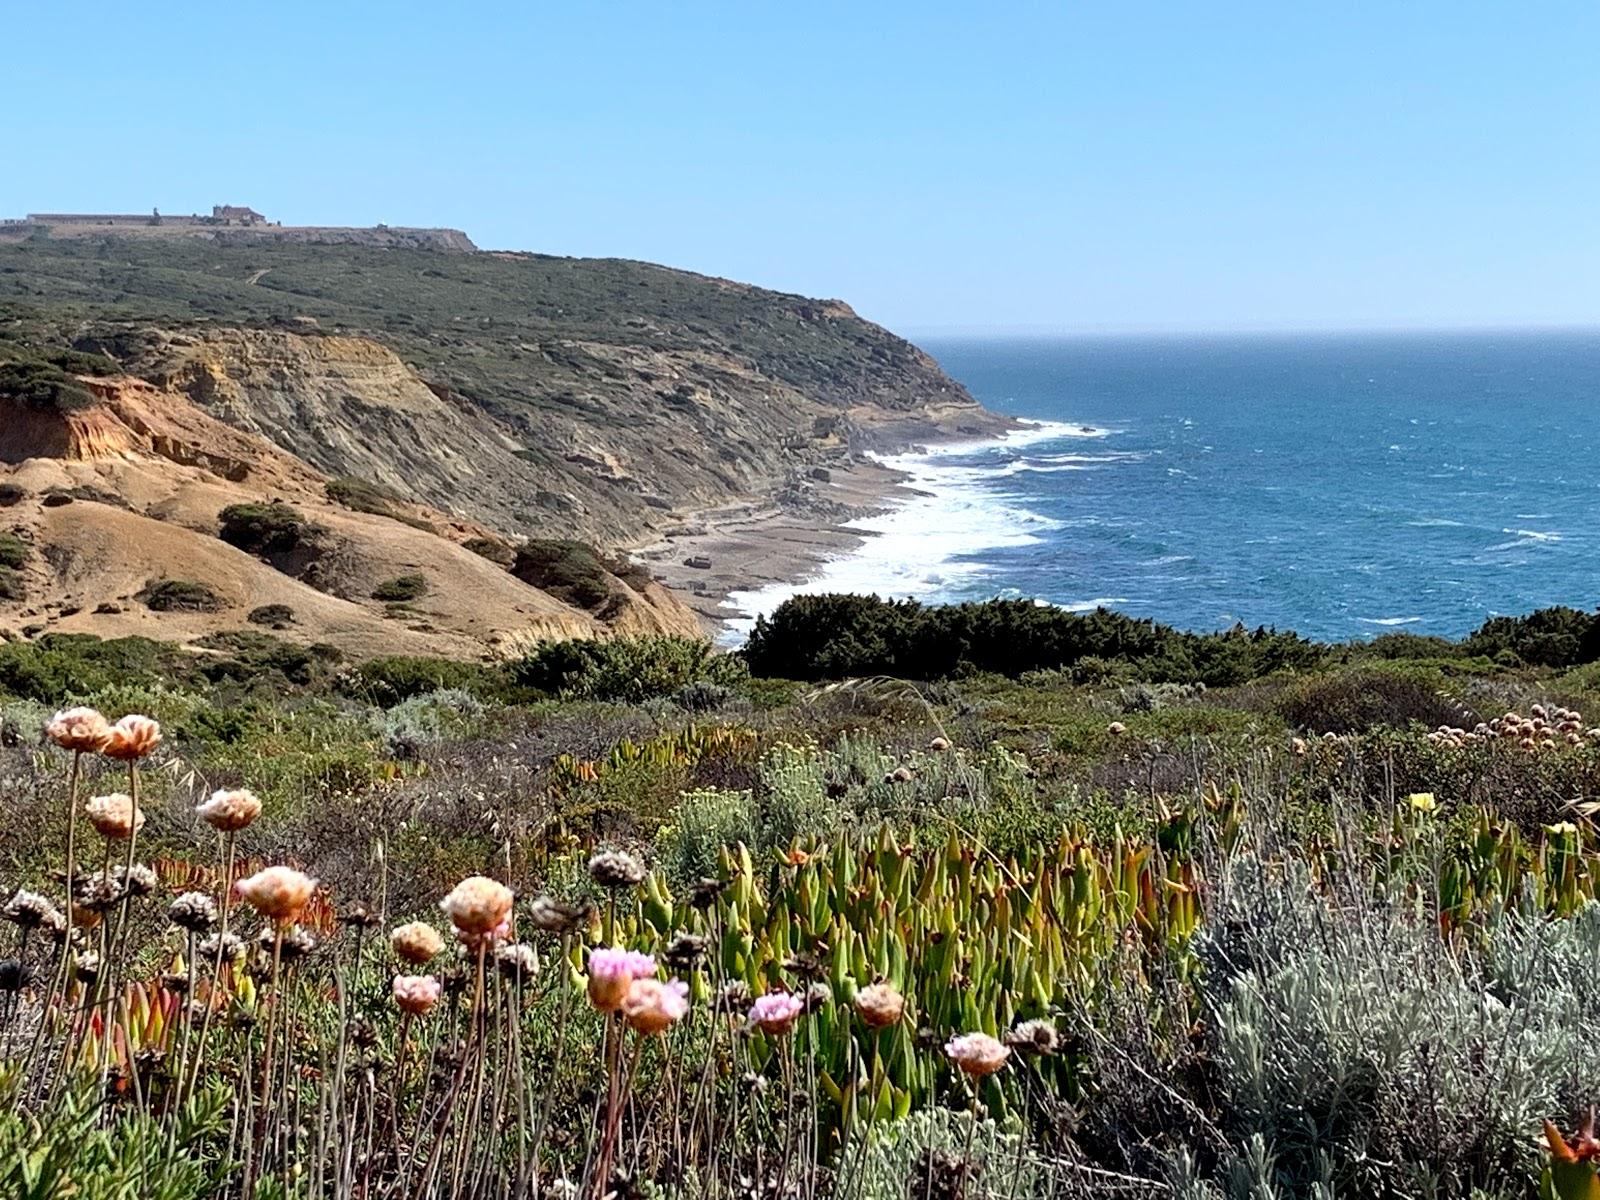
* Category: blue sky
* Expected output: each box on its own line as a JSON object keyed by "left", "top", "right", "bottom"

{"left": 7, "top": 2, "right": 1597, "bottom": 334}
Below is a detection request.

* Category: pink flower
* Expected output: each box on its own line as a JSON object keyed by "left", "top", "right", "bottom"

{"left": 393, "top": 974, "right": 442, "bottom": 1016}
{"left": 439, "top": 876, "right": 514, "bottom": 946}
{"left": 944, "top": 1032, "right": 1010, "bottom": 1076}
{"left": 748, "top": 991, "right": 805, "bottom": 1036}
{"left": 622, "top": 978, "right": 689, "bottom": 1035}
{"left": 103, "top": 715, "right": 162, "bottom": 761}
{"left": 195, "top": 788, "right": 262, "bottom": 833}
{"left": 236, "top": 866, "right": 317, "bottom": 923}
{"left": 46, "top": 707, "right": 112, "bottom": 754}
{"left": 84, "top": 793, "right": 143, "bottom": 840}
{"left": 854, "top": 982, "right": 905, "bottom": 1029}
{"left": 586, "top": 947, "right": 656, "bottom": 1012}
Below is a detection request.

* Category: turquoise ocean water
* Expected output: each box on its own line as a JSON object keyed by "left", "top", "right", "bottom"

{"left": 726, "top": 331, "right": 1600, "bottom": 642}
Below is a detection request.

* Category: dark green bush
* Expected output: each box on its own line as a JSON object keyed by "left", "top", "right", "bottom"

{"left": 509, "top": 635, "right": 746, "bottom": 702}
{"left": 1462, "top": 606, "right": 1600, "bottom": 669}
{"left": 0, "top": 634, "right": 183, "bottom": 701}
{"left": 0, "top": 358, "right": 98, "bottom": 412}
{"left": 247, "top": 604, "right": 295, "bottom": 629}
{"left": 191, "top": 630, "right": 334, "bottom": 688}
{"left": 139, "top": 579, "right": 223, "bottom": 613}
{"left": 372, "top": 574, "right": 428, "bottom": 602}
{"left": 1275, "top": 664, "right": 1474, "bottom": 734}
{"left": 463, "top": 537, "right": 515, "bottom": 568}
{"left": 511, "top": 540, "right": 613, "bottom": 610}
{"left": 326, "top": 477, "right": 432, "bottom": 530}
{"left": 0, "top": 532, "right": 27, "bottom": 570}
{"left": 337, "top": 655, "right": 500, "bottom": 706}
{"left": 218, "top": 502, "right": 316, "bottom": 555}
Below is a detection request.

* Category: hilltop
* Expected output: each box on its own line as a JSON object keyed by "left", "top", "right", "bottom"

{"left": 0, "top": 236, "right": 1005, "bottom": 544}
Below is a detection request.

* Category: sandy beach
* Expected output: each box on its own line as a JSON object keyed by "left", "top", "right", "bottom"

{"left": 632, "top": 457, "right": 916, "bottom": 634}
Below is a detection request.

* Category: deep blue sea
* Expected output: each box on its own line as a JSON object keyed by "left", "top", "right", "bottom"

{"left": 725, "top": 331, "right": 1600, "bottom": 642}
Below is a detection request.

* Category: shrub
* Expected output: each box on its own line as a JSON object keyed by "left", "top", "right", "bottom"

{"left": 337, "top": 655, "right": 499, "bottom": 705}
{"left": 655, "top": 787, "right": 756, "bottom": 881}
{"left": 1463, "top": 606, "right": 1600, "bottom": 669}
{"left": 0, "top": 634, "right": 182, "bottom": 701}
{"left": 509, "top": 635, "right": 746, "bottom": 703}
{"left": 139, "top": 579, "right": 223, "bottom": 613}
{"left": 247, "top": 603, "right": 295, "bottom": 629}
{"left": 511, "top": 539, "right": 614, "bottom": 610}
{"left": 190, "top": 630, "right": 332, "bottom": 687}
{"left": 0, "top": 532, "right": 27, "bottom": 569}
{"left": 218, "top": 502, "right": 316, "bottom": 555}
{"left": 0, "top": 358, "right": 98, "bottom": 412}
{"left": 1275, "top": 664, "right": 1474, "bottom": 734}
{"left": 326, "top": 476, "right": 433, "bottom": 530}
{"left": 0, "top": 568, "right": 22, "bottom": 601}
{"left": 463, "top": 537, "right": 515, "bottom": 568}
{"left": 372, "top": 574, "right": 428, "bottom": 602}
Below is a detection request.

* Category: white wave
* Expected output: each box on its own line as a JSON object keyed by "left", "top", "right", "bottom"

{"left": 1059, "top": 597, "right": 1130, "bottom": 613}
{"left": 1504, "top": 528, "right": 1560, "bottom": 541}
{"left": 718, "top": 422, "right": 1095, "bottom": 643}
{"left": 1357, "top": 616, "right": 1423, "bottom": 627}
{"left": 1407, "top": 517, "right": 1466, "bottom": 528}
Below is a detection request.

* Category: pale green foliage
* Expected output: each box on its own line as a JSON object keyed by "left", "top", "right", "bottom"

{"left": 378, "top": 687, "right": 487, "bottom": 757}
{"left": 658, "top": 788, "right": 756, "bottom": 881}
{"left": 842, "top": 1107, "right": 1056, "bottom": 1200}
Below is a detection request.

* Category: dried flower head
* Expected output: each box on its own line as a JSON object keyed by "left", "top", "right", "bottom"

{"left": 393, "top": 973, "right": 443, "bottom": 1016}
{"left": 528, "top": 896, "right": 593, "bottom": 937}
{"left": 84, "top": 793, "right": 143, "bottom": 840}
{"left": 274, "top": 926, "right": 318, "bottom": 962}
{"left": 73, "top": 951, "right": 102, "bottom": 983}
{"left": 236, "top": 866, "right": 317, "bottom": 923}
{"left": 622, "top": 977, "right": 689, "bottom": 1035}
{"left": 803, "top": 981, "right": 832, "bottom": 1013}
{"left": 439, "top": 876, "right": 515, "bottom": 946}
{"left": 103, "top": 714, "right": 162, "bottom": 761}
{"left": 689, "top": 877, "right": 727, "bottom": 910}
{"left": 495, "top": 942, "right": 539, "bottom": 981}
{"left": 662, "top": 932, "right": 707, "bottom": 972}
{"left": 198, "top": 930, "right": 245, "bottom": 962}
{"left": 73, "top": 873, "right": 120, "bottom": 913}
{"left": 588, "top": 849, "right": 647, "bottom": 890}
{"left": 720, "top": 980, "right": 752, "bottom": 1010}
{"left": 748, "top": 991, "right": 805, "bottom": 1036}
{"left": 929, "top": 735, "right": 951, "bottom": 752}
{"left": 46, "top": 707, "right": 112, "bottom": 754}
{"left": 945, "top": 1031, "right": 1010, "bottom": 1076}
{"left": 3, "top": 889, "right": 65, "bottom": 932}
{"left": 168, "top": 891, "right": 218, "bottom": 934}
{"left": 586, "top": 947, "right": 657, "bottom": 1012}
{"left": 339, "top": 903, "right": 381, "bottom": 929}
{"left": 1005, "top": 1018, "right": 1062, "bottom": 1055}
{"left": 195, "top": 788, "right": 262, "bottom": 833}
{"left": 113, "top": 863, "right": 158, "bottom": 899}
{"left": 854, "top": 982, "right": 905, "bottom": 1029}
{"left": 391, "top": 921, "right": 446, "bottom": 966}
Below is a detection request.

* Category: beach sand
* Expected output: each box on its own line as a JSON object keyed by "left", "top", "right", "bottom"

{"left": 632, "top": 458, "right": 915, "bottom": 634}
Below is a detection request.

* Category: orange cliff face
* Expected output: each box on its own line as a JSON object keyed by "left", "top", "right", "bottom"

{"left": 0, "top": 390, "right": 141, "bottom": 463}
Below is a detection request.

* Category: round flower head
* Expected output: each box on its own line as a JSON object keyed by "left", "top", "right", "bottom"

{"left": 390, "top": 921, "right": 446, "bottom": 966}
{"left": 196, "top": 788, "right": 262, "bottom": 833}
{"left": 235, "top": 866, "right": 316, "bottom": 923}
{"left": 528, "top": 895, "right": 594, "bottom": 937}
{"left": 945, "top": 1031, "right": 1010, "bottom": 1076}
{"left": 854, "top": 982, "right": 905, "bottom": 1029}
{"left": 586, "top": 947, "right": 657, "bottom": 1012}
{"left": 103, "top": 714, "right": 162, "bottom": 761}
{"left": 1005, "top": 1018, "right": 1062, "bottom": 1056}
{"left": 4, "top": 889, "right": 65, "bottom": 933}
{"left": 439, "top": 876, "right": 514, "bottom": 945}
{"left": 46, "top": 707, "right": 112, "bottom": 754}
{"left": 622, "top": 977, "right": 689, "bottom": 1035}
{"left": 749, "top": 990, "right": 805, "bottom": 1036}
{"left": 495, "top": 942, "right": 539, "bottom": 982}
{"left": 84, "top": 793, "right": 143, "bottom": 840}
{"left": 393, "top": 973, "right": 443, "bottom": 1016}
{"left": 587, "top": 849, "right": 647, "bottom": 890}
{"left": 168, "top": 891, "right": 219, "bottom": 934}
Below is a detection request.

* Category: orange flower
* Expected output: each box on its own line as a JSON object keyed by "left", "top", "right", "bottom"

{"left": 46, "top": 707, "right": 113, "bottom": 754}
{"left": 854, "top": 982, "right": 905, "bottom": 1029}
{"left": 390, "top": 921, "right": 445, "bottom": 966}
{"left": 236, "top": 866, "right": 316, "bottom": 923}
{"left": 439, "top": 876, "right": 514, "bottom": 945}
{"left": 103, "top": 715, "right": 162, "bottom": 761}
{"left": 622, "top": 978, "right": 689, "bottom": 1035}
{"left": 195, "top": 788, "right": 262, "bottom": 833}
{"left": 84, "top": 793, "right": 143, "bottom": 840}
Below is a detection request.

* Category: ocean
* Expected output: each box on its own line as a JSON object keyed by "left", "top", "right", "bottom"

{"left": 725, "top": 330, "right": 1600, "bottom": 643}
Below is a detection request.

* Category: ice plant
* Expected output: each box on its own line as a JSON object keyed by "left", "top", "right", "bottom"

{"left": 1407, "top": 792, "right": 1438, "bottom": 813}
{"left": 102, "top": 714, "right": 162, "bottom": 761}
{"left": 195, "top": 788, "right": 263, "bottom": 832}
{"left": 84, "top": 793, "right": 143, "bottom": 840}
{"left": 391, "top": 920, "right": 446, "bottom": 965}
{"left": 439, "top": 875, "right": 515, "bottom": 945}
{"left": 45, "top": 706, "right": 113, "bottom": 753}
{"left": 393, "top": 974, "right": 443, "bottom": 1016}
{"left": 586, "top": 947, "right": 657, "bottom": 1011}
{"left": 945, "top": 1031, "right": 1010, "bottom": 1076}
{"left": 749, "top": 990, "right": 805, "bottom": 1036}
{"left": 854, "top": 982, "right": 905, "bottom": 1029}
{"left": 1545, "top": 1110, "right": 1600, "bottom": 1200}
{"left": 236, "top": 866, "right": 317, "bottom": 923}
{"left": 622, "top": 977, "right": 689, "bottom": 1035}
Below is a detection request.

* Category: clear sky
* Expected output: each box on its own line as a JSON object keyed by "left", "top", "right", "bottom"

{"left": 7, "top": 2, "right": 1597, "bottom": 334}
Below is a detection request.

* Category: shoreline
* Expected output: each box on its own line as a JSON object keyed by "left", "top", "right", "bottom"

{"left": 635, "top": 456, "right": 918, "bottom": 637}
